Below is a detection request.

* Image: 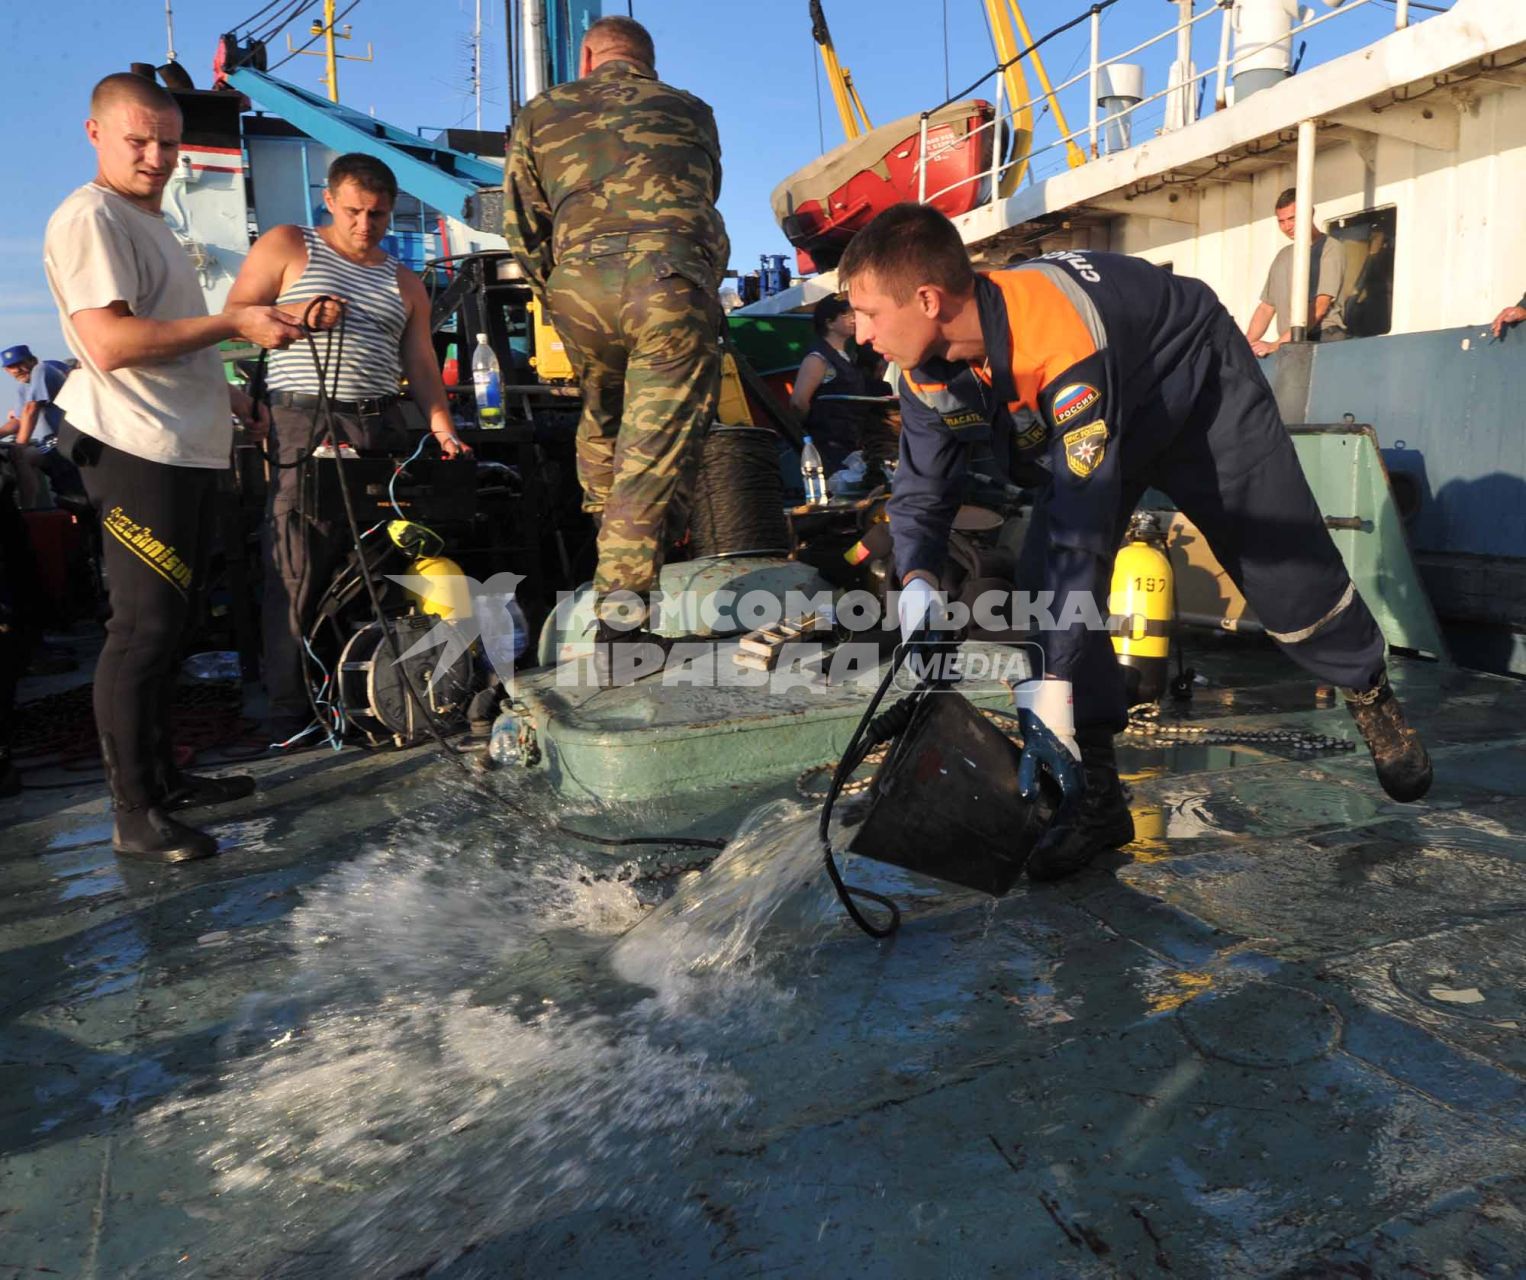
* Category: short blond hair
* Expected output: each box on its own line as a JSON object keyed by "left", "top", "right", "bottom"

{"left": 90, "top": 72, "right": 180, "bottom": 119}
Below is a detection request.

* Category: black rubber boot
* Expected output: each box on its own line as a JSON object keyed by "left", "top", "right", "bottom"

{"left": 112, "top": 805, "right": 219, "bottom": 864}
{"left": 102, "top": 731, "right": 219, "bottom": 863}
{"left": 1344, "top": 674, "right": 1432, "bottom": 803}
{"left": 149, "top": 717, "right": 256, "bottom": 811}
{"left": 1026, "top": 731, "right": 1134, "bottom": 882}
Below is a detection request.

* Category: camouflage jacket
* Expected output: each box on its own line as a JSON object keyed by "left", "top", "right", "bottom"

{"left": 503, "top": 59, "right": 730, "bottom": 295}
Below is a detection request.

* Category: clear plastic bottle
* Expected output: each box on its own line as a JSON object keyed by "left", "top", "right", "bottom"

{"left": 800, "top": 435, "right": 828, "bottom": 506}
{"left": 472, "top": 589, "right": 529, "bottom": 678}
{"left": 471, "top": 332, "right": 503, "bottom": 428}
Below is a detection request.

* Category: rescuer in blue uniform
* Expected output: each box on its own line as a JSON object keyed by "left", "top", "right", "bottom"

{"left": 838, "top": 203, "right": 1432, "bottom": 880}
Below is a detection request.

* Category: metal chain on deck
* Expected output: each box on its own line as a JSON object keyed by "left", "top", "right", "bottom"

{"left": 1120, "top": 703, "right": 1358, "bottom": 753}
{"left": 795, "top": 700, "right": 1355, "bottom": 801}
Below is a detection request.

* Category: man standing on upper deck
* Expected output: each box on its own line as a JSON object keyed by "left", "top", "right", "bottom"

{"left": 1245, "top": 188, "right": 1347, "bottom": 356}
{"left": 840, "top": 203, "right": 1431, "bottom": 882}
{"left": 503, "top": 14, "right": 729, "bottom": 647}
{"left": 223, "top": 152, "right": 468, "bottom": 744}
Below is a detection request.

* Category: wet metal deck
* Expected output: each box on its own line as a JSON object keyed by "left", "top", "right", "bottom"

{"left": 2, "top": 641, "right": 1524, "bottom": 1277}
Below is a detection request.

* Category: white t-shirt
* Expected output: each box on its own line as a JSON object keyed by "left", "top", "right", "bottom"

{"left": 44, "top": 183, "right": 230, "bottom": 468}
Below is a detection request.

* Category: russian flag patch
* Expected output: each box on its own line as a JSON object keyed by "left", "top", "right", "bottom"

{"left": 1051, "top": 382, "right": 1100, "bottom": 425}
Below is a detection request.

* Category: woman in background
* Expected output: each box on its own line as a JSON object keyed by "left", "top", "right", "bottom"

{"left": 789, "top": 295, "right": 875, "bottom": 472}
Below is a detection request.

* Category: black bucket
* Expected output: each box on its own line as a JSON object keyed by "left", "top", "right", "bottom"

{"left": 848, "top": 692, "right": 1058, "bottom": 896}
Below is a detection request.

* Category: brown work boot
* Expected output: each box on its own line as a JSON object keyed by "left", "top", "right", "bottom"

{"left": 1344, "top": 675, "right": 1432, "bottom": 803}
{"left": 1026, "top": 732, "right": 1135, "bottom": 881}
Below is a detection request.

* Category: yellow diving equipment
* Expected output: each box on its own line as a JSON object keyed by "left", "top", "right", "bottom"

{"left": 1110, "top": 510, "right": 1173, "bottom": 704}
{"left": 386, "top": 521, "right": 472, "bottom": 621}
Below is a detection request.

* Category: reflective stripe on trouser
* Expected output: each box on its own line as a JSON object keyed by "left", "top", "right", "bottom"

{"left": 545, "top": 253, "right": 721, "bottom": 614}
{"left": 1017, "top": 317, "right": 1386, "bottom": 731}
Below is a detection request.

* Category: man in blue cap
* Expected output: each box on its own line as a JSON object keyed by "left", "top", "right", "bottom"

{"left": 1, "top": 343, "right": 82, "bottom": 508}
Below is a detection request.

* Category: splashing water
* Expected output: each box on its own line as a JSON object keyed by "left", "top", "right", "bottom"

{"left": 137, "top": 794, "right": 842, "bottom": 1276}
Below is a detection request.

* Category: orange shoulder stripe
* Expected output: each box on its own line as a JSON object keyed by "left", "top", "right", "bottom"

{"left": 984, "top": 269, "right": 1097, "bottom": 412}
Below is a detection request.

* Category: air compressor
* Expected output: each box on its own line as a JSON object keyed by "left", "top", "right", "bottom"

{"left": 1109, "top": 510, "right": 1174, "bottom": 705}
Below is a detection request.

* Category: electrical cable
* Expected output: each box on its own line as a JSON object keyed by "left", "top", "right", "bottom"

{"left": 252, "top": 0, "right": 316, "bottom": 44}
{"left": 815, "top": 646, "right": 919, "bottom": 939}
{"left": 266, "top": 0, "right": 363, "bottom": 73}
{"left": 232, "top": 0, "right": 296, "bottom": 37}
{"left": 389, "top": 433, "right": 429, "bottom": 521}
{"left": 933, "top": 0, "right": 1122, "bottom": 122}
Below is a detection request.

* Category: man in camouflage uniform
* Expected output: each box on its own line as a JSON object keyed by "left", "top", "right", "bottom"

{"left": 503, "top": 14, "right": 729, "bottom": 637}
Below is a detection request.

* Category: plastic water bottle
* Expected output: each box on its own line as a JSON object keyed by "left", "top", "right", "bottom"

{"left": 800, "top": 435, "right": 828, "bottom": 506}
{"left": 473, "top": 590, "right": 529, "bottom": 677}
{"left": 472, "top": 332, "right": 503, "bottom": 428}
{"left": 489, "top": 705, "right": 524, "bottom": 766}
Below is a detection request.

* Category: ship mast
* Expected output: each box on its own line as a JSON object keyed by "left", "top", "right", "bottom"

{"left": 285, "top": 0, "right": 375, "bottom": 103}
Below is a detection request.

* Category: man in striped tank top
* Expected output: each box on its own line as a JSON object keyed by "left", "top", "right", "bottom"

{"left": 225, "top": 154, "right": 468, "bottom": 742}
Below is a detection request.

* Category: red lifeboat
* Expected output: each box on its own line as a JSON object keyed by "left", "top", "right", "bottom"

{"left": 771, "top": 99, "right": 996, "bottom": 274}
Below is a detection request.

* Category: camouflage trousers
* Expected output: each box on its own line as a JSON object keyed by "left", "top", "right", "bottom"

{"left": 545, "top": 251, "right": 722, "bottom": 622}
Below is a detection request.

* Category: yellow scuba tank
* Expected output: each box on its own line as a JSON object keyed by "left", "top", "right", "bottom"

{"left": 1109, "top": 510, "right": 1173, "bottom": 705}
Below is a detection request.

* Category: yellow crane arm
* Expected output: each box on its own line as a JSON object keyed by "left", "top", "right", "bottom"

{"left": 985, "top": 0, "right": 1087, "bottom": 178}
{"left": 810, "top": 0, "right": 872, "bottom": 142}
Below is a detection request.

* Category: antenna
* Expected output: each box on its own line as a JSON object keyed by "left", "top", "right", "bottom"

{"left": 164, "top": 0, "right": 176, "bottom": 63}
{"left": 286, "top": 0, "right": 375, "bottom": 103}
{"left": 474, "top": 0, "right": 483, "bottom": 131}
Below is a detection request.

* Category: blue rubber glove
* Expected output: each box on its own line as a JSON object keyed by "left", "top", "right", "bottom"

{"left": 1014, "top": 679, "right": 1085, "bottom": 805}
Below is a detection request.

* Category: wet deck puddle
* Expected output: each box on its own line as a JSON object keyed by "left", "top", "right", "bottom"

{"left": 1, "top": 651, "right": 1525, "bottom": 1276}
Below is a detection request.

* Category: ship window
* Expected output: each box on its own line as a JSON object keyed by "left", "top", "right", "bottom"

{"left": 1328, "top": 206, "right": 1396, "bottom": 338}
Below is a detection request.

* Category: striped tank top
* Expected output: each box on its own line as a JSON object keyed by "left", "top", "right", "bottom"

{"left": 266, "top": 225, "right": 407, "bottom": 398}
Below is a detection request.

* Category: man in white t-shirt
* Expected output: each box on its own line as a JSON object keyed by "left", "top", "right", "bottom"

{"left": 44, "top": 72, "right": 303, "bottom": 864}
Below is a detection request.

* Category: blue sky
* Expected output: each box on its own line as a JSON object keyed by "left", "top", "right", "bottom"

{"left": 1, "top": 0, "right": 1415, "bottom": 358}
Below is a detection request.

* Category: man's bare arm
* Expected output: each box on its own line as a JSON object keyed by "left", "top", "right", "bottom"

{"left": 72, "top": 300, "right": 303, "bottom": 372}
{"left": 1246, "top": 300, "right": 1281, "bottom": 356}
{"left": 13, "top": 401, "right": 42, "bottom": 446}
{"left": 225, "top": 224, "right": 305, "bottom": 310}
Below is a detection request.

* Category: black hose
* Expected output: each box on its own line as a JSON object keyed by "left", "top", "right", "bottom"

{"left": 816, "top": 646, "right": 919, "bottom": 939}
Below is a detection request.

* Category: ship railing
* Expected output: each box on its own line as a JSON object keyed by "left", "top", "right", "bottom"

{"left": 916, "top": 0, "right": 1442, "bottom": 214}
